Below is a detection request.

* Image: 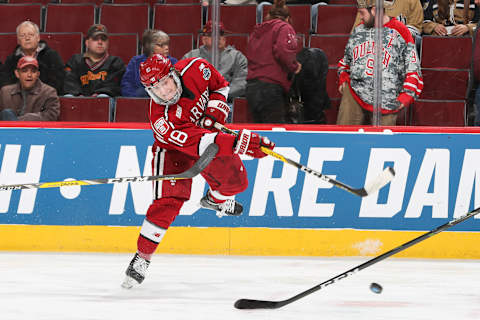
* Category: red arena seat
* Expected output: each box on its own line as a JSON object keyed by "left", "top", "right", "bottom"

{"left": 0, "top": 4, "right": 42, "bottom": 33}
{"left": 309, "top": 34, "right": 349, "bottom": 67}
{"left": 59, "top": 97, "right": 111, "bottom": 122}
{"left": 99, "top": 4, "right": 150, "bottom": 38}
{"left": 169, "top": 33, "right": 194, "bottom": 60}
{"left": 314, "top": 5, "right": 357, "bottom": 34}
{"left": 153, "top": 4, "right": 203, "bottom": 38}
{"left": 40, "top": 32, "right": 83, "bottom": 64}
{"left": 411, "top": 99, "right": 466, "bottom": 126}
{"left": 114, "top": 97, "right": 150, "bottom": 122}
{"left": 421, "top": 36, "right": 472, "bottom": 69}
{"left": 45, "top": 4, "right": 96, "bottom": 33}
{"left": 108, "top": 33, "right": 139, "bottom": 65}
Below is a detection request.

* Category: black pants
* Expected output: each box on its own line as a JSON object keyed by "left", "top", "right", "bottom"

{"left": 246, "top": 79, "right": 287, "bottom": 123}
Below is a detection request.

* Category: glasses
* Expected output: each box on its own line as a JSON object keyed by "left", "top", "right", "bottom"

{"left": 155, "top": 42, "right": 169, "bottom": 47}
{"left": 18, "top": 33, "right": 36, "bottom": 39}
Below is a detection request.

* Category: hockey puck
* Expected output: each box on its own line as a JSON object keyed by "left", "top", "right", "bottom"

{"left": 370, "top": 282, "right": 382, "bottom": 294}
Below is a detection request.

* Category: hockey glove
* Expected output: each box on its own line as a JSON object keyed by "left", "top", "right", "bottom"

{"left": 233, "top": 129, "right": 275, "bottom": 158}
{"left": 199, "top": 100, "right": 230, "bottom": 130}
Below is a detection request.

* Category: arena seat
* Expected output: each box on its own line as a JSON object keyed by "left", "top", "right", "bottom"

{"left": 153, "top": 4, "right": 203, "bottom": 38}
{"left": 232, "top": 97, "right": 253, "bottom": 123}
{"left": 0, "top": 4, "right": 43, "bottom": 33}
{"left": 114, "top": 97, "right": 150, "bottom": 122}
{"left": 309, "top": 34, "right": 349, "bottom": 67}
{"left": 40, "top": 32, "right": 83, "bottom": 64}
{"left": 312, "top": 4, "right": 357, "bottom": 34}
{"left": 410, "top": 99, "right": 466, "bottom": 126}
{"left": 260, "top": 4, "right": 312, "bottom": 36}
{"left": 420, "top": 68, "right": 470, "bottom": 100}
{"left": 325, "top": 97, "right": 340, "bottom": 124}
{"left": 326, "top": 67, "right": 340, "bottom": 100}
{"left": 218, "top": 4, "right": 257, "bottom": 34}
{"left": 99, "top": 4, "right": 150, "bottom": 38}
{"left": 45, "top": 4, "right": 95, "bottom": 33}
{"left": 0, "top": 33, "right": 19, "bottom": 62}
{"left": 225, "top": 33, "right": 249, "bottom": 56}
{"left": 59, "top": 97, "right": 111, "bottom": 122}
{"left": 169, "top": 33, "right": 194, "bottom": 59}
{"left": 108, "top": 33, "right": 138, "bottom": 65}
{"left": 420, "top": 36, "right": 472, "bottom": 69}
{"left": 60, "top": 0, "right": 103, "bottom": 4}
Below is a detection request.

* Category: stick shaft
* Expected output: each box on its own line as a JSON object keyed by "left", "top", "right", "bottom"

{"left": 235, "top": 206, "right": 480, "bottom": 309}
{"left": 0, "top": 143, "right": 218, "bottom": 191}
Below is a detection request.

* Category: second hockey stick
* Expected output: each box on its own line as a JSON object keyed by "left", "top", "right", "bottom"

{"left": 0, "top": 143, "right": 218, "bottom": 191}
{"left": 234, "top": 206, "right": 480, "bottom": 309}
{"left": 213, "top": 122, "right": 395, "bottom": 197}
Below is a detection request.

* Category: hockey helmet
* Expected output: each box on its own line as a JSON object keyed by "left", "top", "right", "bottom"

{"left": 140, "top": 54, "right": 182, "bottom": 105}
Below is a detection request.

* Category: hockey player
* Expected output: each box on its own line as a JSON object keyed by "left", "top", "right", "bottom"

{"left": 121, "top": 54, "right": 275, "bottom": 289}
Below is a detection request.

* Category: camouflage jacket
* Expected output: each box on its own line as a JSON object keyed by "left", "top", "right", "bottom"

{"left": 338, "top": 18, "right": 423, "bottom": 113}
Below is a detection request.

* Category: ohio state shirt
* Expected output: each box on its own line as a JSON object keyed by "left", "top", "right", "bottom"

{"left": 338, "top": 17, "right": 423, "bottom": 113}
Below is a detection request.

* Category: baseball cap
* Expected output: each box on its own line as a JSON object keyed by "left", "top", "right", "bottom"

{"left": 202, "top": 21, "right": 228, "bottom": 35}
{"left": 17, "top": 56, "right": 39, "bottom": 69}
{"left": 86, "top": 24, "right": 108, "bottom": 39}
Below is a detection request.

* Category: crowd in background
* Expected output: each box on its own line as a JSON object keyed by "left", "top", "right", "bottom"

{"left": 0, "top": 0, "right": 478, "bottom": 125}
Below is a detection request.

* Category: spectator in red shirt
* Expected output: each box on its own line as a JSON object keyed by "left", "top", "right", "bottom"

{"left": 245, "top": 0, "right": 301, "bottom": 123}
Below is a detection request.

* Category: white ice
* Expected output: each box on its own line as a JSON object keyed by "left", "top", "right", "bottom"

{"left": 0, "top": 252, "right": 479, "bottom": 320}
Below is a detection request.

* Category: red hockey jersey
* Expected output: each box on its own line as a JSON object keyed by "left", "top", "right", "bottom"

{"left": 148, "top": 57, "right": 231, "bottom": 158}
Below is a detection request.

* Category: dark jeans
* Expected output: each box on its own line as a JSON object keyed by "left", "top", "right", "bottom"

{"left": 0, "top": 109, "right": 18, "bottom": 121}
{"left": 246, "top": 79, "right": 287, "bottom": 123}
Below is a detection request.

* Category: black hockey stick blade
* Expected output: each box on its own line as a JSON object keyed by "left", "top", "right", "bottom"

{"left": 234, "top": 206, "right": 480, "bottom": 310}
{"left": 0, "top": 143, "right": 218, "bottom": 191}
{"left": 213, "top": 122, "right": 395, "bottom": 197}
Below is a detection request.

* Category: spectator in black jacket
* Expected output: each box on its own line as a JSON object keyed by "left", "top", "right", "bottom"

{"left": 0, "top": 21, "right": 65, "bottom": 95}
{"left": 64, "top": 24, "right": 125, "bottom": 97}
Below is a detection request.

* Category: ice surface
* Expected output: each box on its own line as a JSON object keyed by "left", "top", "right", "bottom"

{"left": 0, "top": 252, "right": 479, "bottom": 320}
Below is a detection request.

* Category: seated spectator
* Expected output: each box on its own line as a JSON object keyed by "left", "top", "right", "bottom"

{"left": 183, "top": 21, "right": 247, "bottom": 103}
{"left": 121, "top": 29, "right": 177, "bottom": 97}
{"left": 0, "top": 21, "right": 65, "bottom": 95}
{"left": 64, "top": 24, "right": 125, "bottom": 97}
{"left": 0, "top": 56, "right": 60, "bottom": 121}
{"left": 423, "top": 0, "right": 479, "bottom": 36}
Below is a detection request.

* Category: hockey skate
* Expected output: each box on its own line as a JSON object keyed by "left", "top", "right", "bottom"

{"left": 121, "top": 253, "right": 150, "bottom": 289}
{"left": 200, "top": 194, "right": 243, "bottom": 217}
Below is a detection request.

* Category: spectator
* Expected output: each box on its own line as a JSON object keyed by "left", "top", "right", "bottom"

{"left": 0, "top": 56, "right": 60, "bottom": 121}
{"left": 352, "top": 0, "right": 424, "bottom": 40}
{"left": 337, "top": 0, "right": 423, "bottom": 125}
{"left": 246, "top": 0, "right": 302, "bottom": 123}
{"left": 471, "top": 14, "right": 480, "bottom": 125}
{"left": 182, "top": 21, "right": 247, "bottom": 103}
{"left": 121, "top": 29, "right": 178, "bottom": 97}
{"left": 64, "top": 24, "right": 125, "bottom": 97}
{"left": 0, "top": 21, "right": 65, "bottom": 95}
{"left": 423, "top": 0, "right": 479, "bottom": 36}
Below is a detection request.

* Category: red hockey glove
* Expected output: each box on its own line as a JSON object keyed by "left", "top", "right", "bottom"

{"left": 233, "top": 129, "right": 275, "bottom": 158}
{"left": 199, "top": 100, "right": 230, "bottom": 130}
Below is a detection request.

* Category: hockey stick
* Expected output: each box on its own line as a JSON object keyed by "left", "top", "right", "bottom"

{"left": 213, "top": 122, "right": 395, "bottom": 197}
{"left": 234, "top": 206, "right": 480, "bottom": 309}
{"left": 0, "top": 143, "right": 218, "bottom": 191}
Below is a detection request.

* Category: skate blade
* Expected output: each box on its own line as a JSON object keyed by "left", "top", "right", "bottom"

{"left": 121, "top": 276, "right": 138, "bottom": 289}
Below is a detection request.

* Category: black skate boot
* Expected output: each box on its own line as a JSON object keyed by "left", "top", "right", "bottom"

{"left": 121, "top": 253, "right": 150, "bottom": 289}
{"left": 200, "top": 194, "right": 243, "bottom": 217}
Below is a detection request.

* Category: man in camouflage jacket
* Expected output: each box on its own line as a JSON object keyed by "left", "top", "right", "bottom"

{"left": 337, "top": 0, "right": 423, "bottom": 125}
